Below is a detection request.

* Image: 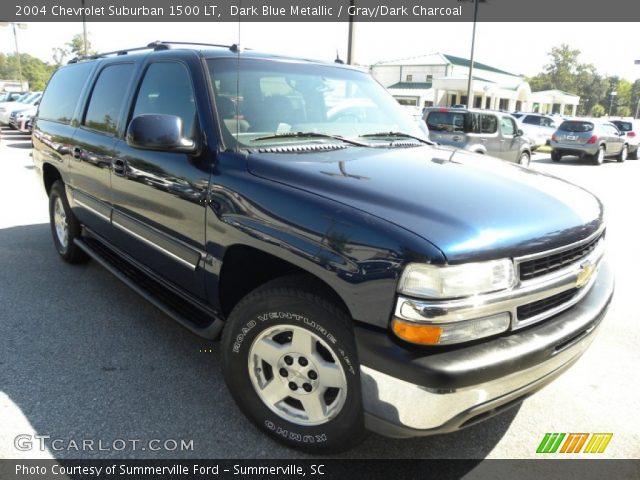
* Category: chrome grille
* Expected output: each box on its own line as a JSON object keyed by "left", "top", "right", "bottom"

{"left": 519, "top": 232, "right": 604, "bottom": 281}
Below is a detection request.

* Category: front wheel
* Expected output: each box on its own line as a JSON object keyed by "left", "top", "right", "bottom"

{"left": 551, "top": 150, "right": 562, "bottom": 162}
{"left": 221, "top": 276, "right": 365, "bottom": 453}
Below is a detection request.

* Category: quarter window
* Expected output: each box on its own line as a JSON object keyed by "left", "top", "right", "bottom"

{"left": 83, "top": 63, "right": 135, "bottom": 134}
{"left": 131, "top": 62, "right": 196, "bottom": 137}
{"left": 38, "top": 62, "right": 94, "bottom": 124}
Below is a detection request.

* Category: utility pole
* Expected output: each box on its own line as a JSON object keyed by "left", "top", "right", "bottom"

{"left": 608, "top": 91, "right": 617, "bottom": 117}
{"left": 0, "top": 23, "right": 28, "bottom": 89}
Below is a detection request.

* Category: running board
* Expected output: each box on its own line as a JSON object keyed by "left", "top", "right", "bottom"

{"left": 74, "top": 236, "right": 224, "bottom": 340}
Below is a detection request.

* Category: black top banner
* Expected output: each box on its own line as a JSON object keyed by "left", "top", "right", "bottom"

{"left": 2, "top": 0, "right": 640, "bottom": 22}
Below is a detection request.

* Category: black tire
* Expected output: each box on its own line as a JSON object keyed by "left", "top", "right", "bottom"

{"left": 617, "top": 144, "right": 628, "bottom": 163}
{"left": 221, "top": 275, "right": 365, "bottom": 453}
{"left": 49, "top": 181, "right": 88, "bottom": 264}
{"left": 592, "top": 146, "right": 605, "bottom": 165}
{"left": 629, "top": 148, "right": 638, "bottom": 160}
{"left": 551, "top": 150, "right": 562, "bottom": 162}
{"left": 518, "top": 151, "right": 531, "bottom": 167}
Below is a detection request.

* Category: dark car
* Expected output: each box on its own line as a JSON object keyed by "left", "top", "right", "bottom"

{"left": 551, "top": 119, "right": 628, "bottom": 164}
{"left": 424, "top": 108, "right": 532, "bottom": 166}
{"left": 32, "top": 42, "right": 613, "bottom": 453}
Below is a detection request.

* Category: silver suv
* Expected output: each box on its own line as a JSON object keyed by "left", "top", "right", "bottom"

{"left": 424, "top": 108, "right": 532, "bottom": 166}
{"left": 551, "top": 120, "right": 628, "bottom": 165}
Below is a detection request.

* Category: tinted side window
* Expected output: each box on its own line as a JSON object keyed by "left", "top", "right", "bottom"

{"left": 132, "top": 62, "right": 196, "bottom": 137}
{"left": 83, "top": 63, "right": 135, "bottom": 135}
{"left": 523, "top": 115, "right": 540, "bottom": 126}
{"left": 38, "top": 62, "right": 94, "bottom": 124}
{"left": 479, "top": 114, "right": 497, "bottom": 134}
{"left": 501, "top": 117, "right": 516, "bottom": 136}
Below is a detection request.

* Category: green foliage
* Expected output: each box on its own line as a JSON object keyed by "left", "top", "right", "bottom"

{"left": 590, "top": 104, "right": 605, "bottom": 117}
{"left": 0, "top": 52, "right": 55, "bottom": 90}
{"left": 527, "top": 44, "right": 639, "bottom": 118}
{"left": 52, "top": 33, "right": 97, "bottom": 66}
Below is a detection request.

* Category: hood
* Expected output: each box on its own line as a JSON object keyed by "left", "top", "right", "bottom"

{"left": 247, "top": 146, "right": 603, "bottom": 263}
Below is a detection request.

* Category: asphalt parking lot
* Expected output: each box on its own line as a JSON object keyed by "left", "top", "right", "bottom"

{"left": 0, "top": 126, "right": 638, "bottom": 461}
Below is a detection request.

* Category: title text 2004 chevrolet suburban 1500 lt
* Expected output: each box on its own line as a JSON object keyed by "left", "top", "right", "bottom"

{"left": 32, "top": 42, "right": 614, "bottom": 453}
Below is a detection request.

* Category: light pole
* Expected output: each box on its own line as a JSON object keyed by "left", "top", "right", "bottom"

{"left": 347, "top": 0, "right": 356, "bottom": 65}
{"left": 0, "top": 22, "right": 28, "bottom": 89}
{"left": 461, "top": 0, "right": 484, "bottom": 107}
{"left": 608, "top": 91, "right": 617, "bottom": 117}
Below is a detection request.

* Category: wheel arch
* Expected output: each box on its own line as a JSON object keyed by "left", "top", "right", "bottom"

{"left": 217, "top": 244, "right": 353, "bottom": 321}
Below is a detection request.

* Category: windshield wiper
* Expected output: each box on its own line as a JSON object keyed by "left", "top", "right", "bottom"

{"left": 251, "top": 132, "right": 369, "bottom": 147}
{"left": 360, "top": 131, "right": 435, "bottom": 145}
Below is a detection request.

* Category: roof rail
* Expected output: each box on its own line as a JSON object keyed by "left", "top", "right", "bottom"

{"left": 67, "top": 41, "right": 239, "bottom": 64}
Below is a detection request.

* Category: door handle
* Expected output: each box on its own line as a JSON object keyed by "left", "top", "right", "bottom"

{"left": 499, "top": 139, "right": 506, "bottom": 143}
{"left": 73, "top": 147, "right": 82, "bottom": 159}
{"left": 112, "top": 158, "right": 127, "bottom": 176}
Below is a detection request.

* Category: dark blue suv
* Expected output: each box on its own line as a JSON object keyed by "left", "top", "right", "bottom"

{"left": 32, "top": 42, "right": 613, "bottom": 453}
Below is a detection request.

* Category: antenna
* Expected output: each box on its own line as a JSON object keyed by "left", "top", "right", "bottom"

{"left": 335, "top": 50, "right": 344, "bottom": 64}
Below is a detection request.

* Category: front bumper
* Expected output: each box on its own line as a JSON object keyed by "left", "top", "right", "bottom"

{"left": 356, "top": 259, "right": 614, "bottom": 438}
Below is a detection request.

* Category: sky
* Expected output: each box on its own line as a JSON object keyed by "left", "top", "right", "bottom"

{"left": 1, "top": 21, "right": 639, "bottom": 81}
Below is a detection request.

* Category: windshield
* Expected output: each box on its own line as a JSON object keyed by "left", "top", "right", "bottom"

{"left": 206, "top": 57, "right": 426, "bottom": 148}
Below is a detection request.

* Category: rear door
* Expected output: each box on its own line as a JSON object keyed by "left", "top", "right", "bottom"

{"left": 477, "top": 113, "right": 502, "bottom": 156}
{"left": 109, "top": 57, "right": 211, "bottom": 299}
{"left": 498, "top": 115, "right": 521, "bottom": 162}
{"left": 68, "top": 62, "right": 137, "bottom": 237}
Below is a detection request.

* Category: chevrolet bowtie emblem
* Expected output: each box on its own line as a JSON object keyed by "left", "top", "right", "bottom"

{"left": 576, "top": 262, "right": 596, "bottom": 288}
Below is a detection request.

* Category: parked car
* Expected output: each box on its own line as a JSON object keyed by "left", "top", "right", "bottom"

{"left": 424, "top": 108, "right": 532, "bottom": 166}
{"left": 551, "top": 119, "right": 628, "bottom": 164}
{"left": 512, "top": 113, "right": 557, "bottom": 149}
{"left": 0, "top": 91, "right": 27, "bottom": 102}
{"left": 0, "top": 91, "right": 42, "bottom": 124}
{"left": 610, "top": 120, "right": 638, "bottom": 160}
{"left": 33, "top": 42, "right": 613, "bottom": 453}
{"left": 8, "top": 105, "right": 37, "bottom": 130}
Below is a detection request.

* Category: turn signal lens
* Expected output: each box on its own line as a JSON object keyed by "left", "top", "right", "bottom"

{"left": 392, "top": 318, "right": 442, "bottom": 345}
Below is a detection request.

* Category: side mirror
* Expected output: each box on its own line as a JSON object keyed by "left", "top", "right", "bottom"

{"left": 126, "top": 114, "right": 196, "bottom": 153}
{"left": 516, "top": 129, "right": 524, "bottom": 137}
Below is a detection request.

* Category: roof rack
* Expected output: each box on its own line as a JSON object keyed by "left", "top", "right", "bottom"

{"left": 68, "top": 41, "right": 239, "bottom": 64}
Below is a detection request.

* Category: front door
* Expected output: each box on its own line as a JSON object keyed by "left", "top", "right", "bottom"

{"left": 109, "top": 60, "right": 211, "bottom": 300}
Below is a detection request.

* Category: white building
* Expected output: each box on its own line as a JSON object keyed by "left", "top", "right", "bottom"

{"left": 370, "top": 53, "right": 579, "bottom": 115}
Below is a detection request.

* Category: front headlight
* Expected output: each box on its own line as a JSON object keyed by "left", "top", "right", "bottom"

{"left": 397, "top": 259, "right": 516, "bottom": 299}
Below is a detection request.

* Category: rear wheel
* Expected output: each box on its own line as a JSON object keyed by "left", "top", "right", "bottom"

{"left": 221, "top": 276, "right": 365, "bottom": 453}
{"left": 592, "top": 146, "right": 605, "bottom": 165}
{"left": 48, "top": 181, "right": 88, "bottom": 263}
{"left": 629, "top": 148, "right": 638, "bottom": 160}
{"left": 551, "top": 150, "right": 562, "bottom": 162}
{"left": 617, "top": 145, "right": 628, "bottom": 162}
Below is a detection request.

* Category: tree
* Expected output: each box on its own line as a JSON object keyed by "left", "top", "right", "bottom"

{"left": 0, "top": 52, "right": 55, "bottom": 90}
{"left": 51, "top": 33, "right": 97, "bottom": 66}
{"left": 590, "top": 104, "right": 605, "bottom": 117}
{"left": 544, "top": 44, "right": 581, "bottom": 93}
